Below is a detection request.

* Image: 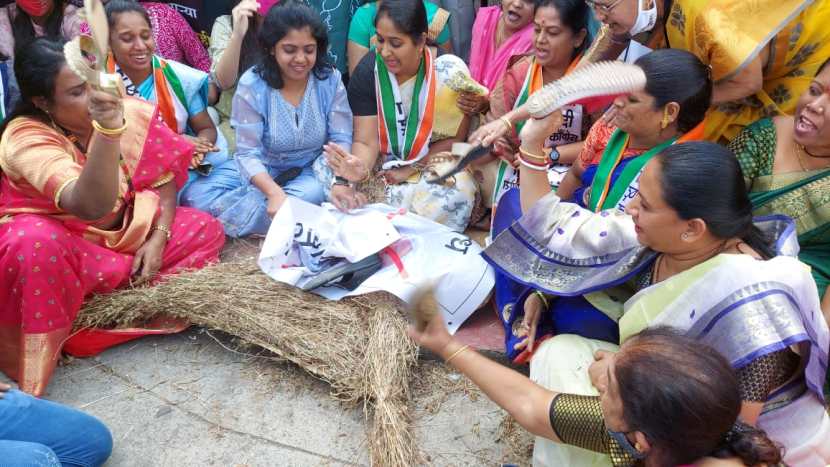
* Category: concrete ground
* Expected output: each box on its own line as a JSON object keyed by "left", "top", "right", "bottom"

{"left": 3, "top": 328, "right": 533, "bottom": 466}
{"left": 2, "top": 239, "right": 534, "bottom": 466}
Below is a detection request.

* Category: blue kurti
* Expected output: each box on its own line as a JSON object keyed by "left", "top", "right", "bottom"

{"left": 186, "top": 67, "right": 352, "bottom": 238}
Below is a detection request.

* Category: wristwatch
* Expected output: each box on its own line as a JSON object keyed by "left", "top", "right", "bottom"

{"left": 549, "top": 147, "right": 561, "bottom": 163}
{"left": 332, "top": 176, "right": 352, "bottom": 188}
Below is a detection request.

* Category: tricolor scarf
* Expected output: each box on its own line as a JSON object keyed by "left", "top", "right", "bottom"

{"left": 587, "top": 122, "right": 705, "bottom": 212}
{"left": 375, "top": 49, "right": 436, "bottom": 169}
{"left": 107, "top": 54, "right": 189, "bottom": 134}
{"left": 492, "top": 57, "right": 582, "bottom": 206}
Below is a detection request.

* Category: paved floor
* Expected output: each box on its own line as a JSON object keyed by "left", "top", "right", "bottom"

{"left": 3, "top": 328, "right": 532, "bottom": 466}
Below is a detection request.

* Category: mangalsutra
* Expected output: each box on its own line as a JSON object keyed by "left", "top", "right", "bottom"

{"left": 795, "top": 142, "right": 830, "bottom": 171}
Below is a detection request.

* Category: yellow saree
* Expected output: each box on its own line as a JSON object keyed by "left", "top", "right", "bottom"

{"left": 666, "top": 0, "right": 830, "bottom": 142}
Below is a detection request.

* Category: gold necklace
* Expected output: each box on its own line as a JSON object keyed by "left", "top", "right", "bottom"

{"left": 795, "top": 143, "right": 808, "bottom": 171}
{"left": 653, "top": 240, "right": 730, "bottom": 283}
{"left": 795, "top": 142, "right": 830, "bottom": 171}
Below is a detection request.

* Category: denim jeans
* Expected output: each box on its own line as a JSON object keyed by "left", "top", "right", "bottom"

{"left": 0, "top": 390, "right": 112, "bottom": 467}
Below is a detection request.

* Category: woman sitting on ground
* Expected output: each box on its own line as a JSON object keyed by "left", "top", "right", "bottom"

{"left": 185, "top": 2, "right": 352, "bottom": 238}
{"left": 0, "top": 0, "right": 82, "bottom": 59}
{"left": 479, "top": 48, "right": 710, "bottom": 354}
{"left": 729, "top": 58, "right": 830, "bottom": 324}
{"left": 460, "top": 0, "right": 536, "bottom": 117}
{"left": 411, "top": 320, "right": 782, "bottom": 466}
{"left": 81, "top": 1, "right": 213, "bottom": 72}
{"left": 482, "top": 0, "right": 591, "bottom": 220}
{"left": 324, "top": 0, "right": 477, "bottom": 231}
{"left": 104, "top": 0, "right": 230, "bottom": 202}
{"left": 346, "top": 0, "right": 452, "bottom": 76}
{"left": 480, "top": 110, "right": 829, "bottom": 465}
{"left": 0, "top": 38, "right": 225, "bottom": 396}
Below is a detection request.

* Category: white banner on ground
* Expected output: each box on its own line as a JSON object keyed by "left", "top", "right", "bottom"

{"left": 258, "top": 198, "right": 495, "bottom": 334}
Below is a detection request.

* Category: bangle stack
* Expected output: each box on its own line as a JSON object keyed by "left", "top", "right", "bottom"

{"left": 92, "top": 119, "right": 127, "bottom": 140}
{"left": 518, "top": 146, "right": 550, "bottom": 171}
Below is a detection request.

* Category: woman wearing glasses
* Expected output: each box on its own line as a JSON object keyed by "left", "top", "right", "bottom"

{"left": 584, "top": 0, "right": 830, "bottom": 143}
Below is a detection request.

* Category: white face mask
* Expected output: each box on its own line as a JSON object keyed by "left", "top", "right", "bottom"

{"left": 629, "top": 0, "right": 657, "bottom": 36}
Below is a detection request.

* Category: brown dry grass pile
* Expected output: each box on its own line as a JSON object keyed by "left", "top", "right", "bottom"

{"left": 75, "top": 260, "right": 419, "bottom": 466}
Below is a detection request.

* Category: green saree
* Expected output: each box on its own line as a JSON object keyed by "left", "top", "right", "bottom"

{"left": 729, "top": 118, "right": 830, "bottom": 298}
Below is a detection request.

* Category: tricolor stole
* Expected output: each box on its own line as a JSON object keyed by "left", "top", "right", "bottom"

{"left": 107, "top": 54, "right": 189, "bottom": 134}
{"left": 587, "top": 121, "right": 705, "bottom": 212}
{"left": 374, "top": 48, "right": 436, "bottom": 168}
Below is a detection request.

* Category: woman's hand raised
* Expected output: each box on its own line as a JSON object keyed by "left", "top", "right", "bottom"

{"left": 519, "top": 111, "right": 563, "bottom": 150}
{"left": 231, "top": 0, "right": 259, "bottom": 39}
{"left": 88, "top": 87, "right": 124, "bottom": 130}
{"left": 324, "top": 143, "right": 370, "bottom": 183}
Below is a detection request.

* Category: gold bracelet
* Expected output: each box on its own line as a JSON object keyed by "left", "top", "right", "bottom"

{"left": 152, "top": 224, "right": 172, "bottom": 241}
{"left": 533, "top": 290, "right": 550, "bottom": 310}
{"left": 519, "top": 146, "right": 548, "bottom": 162}
{"left": 356, "top": 165, "right": 372, "bottom": 183}
{"left": 92, "top": 119, "right": 128, "bottom": 137}
{"left": 445, "top": 344, "right": 471, "bottom": 365}
{"left": 498, "top": 116, "right": 513, "bottom": 132}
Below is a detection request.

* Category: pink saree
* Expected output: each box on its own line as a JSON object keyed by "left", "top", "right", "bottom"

{"left": 0, "top": 98, "right": 225, "bottom": 395}
{"left": 468, "top": 6, "right": 534, "bottom": 90}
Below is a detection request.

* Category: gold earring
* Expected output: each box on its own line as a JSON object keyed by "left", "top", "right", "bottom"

{"left": 660, "top": 108, "right": 671, "bottom": 129}
{"left": 681, "top": 232, "right": 689, "bottom": 241}
{"left": 635, "top": 442, "right": 643, "bottom": 451}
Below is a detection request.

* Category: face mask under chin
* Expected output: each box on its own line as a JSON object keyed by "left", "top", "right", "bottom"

{"left": 628, "top": 0, "right": 657, "bottom": 36}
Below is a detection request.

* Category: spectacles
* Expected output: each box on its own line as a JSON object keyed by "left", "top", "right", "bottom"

{"left": 585, "top": 0, "right": 625, "bottom": 14}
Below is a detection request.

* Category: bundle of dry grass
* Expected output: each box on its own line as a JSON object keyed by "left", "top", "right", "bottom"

{"left": 75, "top": 260, "right": 419, "bottom": 466}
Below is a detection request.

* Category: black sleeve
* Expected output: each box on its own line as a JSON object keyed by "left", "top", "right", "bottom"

{"left": 347, "top": 52, "right": 378, "bottom": 117}
{"left": 737, "top": 348, "right": 801, "bottom": 402}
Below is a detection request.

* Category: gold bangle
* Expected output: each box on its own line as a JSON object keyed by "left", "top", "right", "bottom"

{"left": 533, "top": 290, "right": 550, "bottom": 310}
{"left": 152, "top": 224, "right": 172, "bottom": 241}
{"left": 150, "top": 172, "right": 175, "bottom": 189}
{"left": 498, "top": 116, "right": 513, "bottom": 132}
{"left": 445, "top": 344, "right": 471, "bottom": 365}
{"left": 359, "top": 166, "right": 372, "bottom": 183}
{"left": 519, "top": 146, "right": 548, "bottom": 162}
{"left": 92, "top": 119, "right": 127, "bottom": 137}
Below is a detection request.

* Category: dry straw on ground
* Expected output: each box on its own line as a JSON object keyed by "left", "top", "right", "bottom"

{"left": 75, "top": 260, "right": 420, "bottom": 466}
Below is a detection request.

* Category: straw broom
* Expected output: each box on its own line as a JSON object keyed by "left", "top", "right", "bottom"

{"left": 75, "top": 260, "right": 420, "bottom": 466}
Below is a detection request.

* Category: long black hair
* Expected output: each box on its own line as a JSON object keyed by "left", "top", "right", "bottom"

{"left": 533, "top": 0, "right": 590, "bottom": 58}
{"left": 230, "top": 0, "right": 263, "bottom": 78}
{"left": 104, "top": 0, "right": 152, "bottom": 31}
{"left": 0, "top": 38, "right": 66, "bottom": 138}
{"left": 374, "top": 0, "right": 428, "bottom": 44}
{"left": 635, "top": 49, "right": 712, "bottom": 133}
{"left": 254, "top": 1, "right": 331, "bottom": 90}
{"left": 616, "top": 327, "right": 782, "bottom": 466}
{"left": 656, "top": 142, "right": 775, "bottom": 259}
{"left": 12, "top": 0, "right": 67, "bottom": 56}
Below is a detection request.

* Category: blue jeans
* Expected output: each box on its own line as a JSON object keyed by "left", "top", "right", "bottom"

{"left": 0, "top": 390, "right": 112, "bottom": 467}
